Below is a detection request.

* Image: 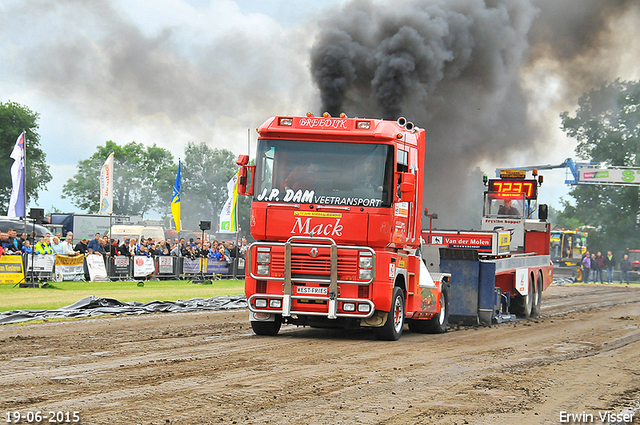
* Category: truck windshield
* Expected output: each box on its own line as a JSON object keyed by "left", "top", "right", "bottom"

{"left": 484, "top": 193, "right": 525, "bottom": 218}
{"left": 254, "top": 140, "right": 394, "bottom": 207}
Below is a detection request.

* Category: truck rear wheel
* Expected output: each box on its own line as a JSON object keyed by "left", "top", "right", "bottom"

{"left": 512, "top": 274, "right": 534, "bottom": 319}
{"left": 375, "top": 287, "right": 405, "bottom": 341}
{"left": 531, "top": 272, "right": 543, "bottom": 317}
{"left": 251, "top": 315, "right": 282, "bottom": 336}
{"left": 409, "top": 284, "right": 449, "bottom": 334}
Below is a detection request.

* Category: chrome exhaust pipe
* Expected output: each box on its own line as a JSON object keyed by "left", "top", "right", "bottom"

{"left": 397, "top": 117, "right": 407, "bottom": 127}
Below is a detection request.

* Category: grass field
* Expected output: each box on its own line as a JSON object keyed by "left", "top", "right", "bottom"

{"left": 0, "top": 279, "right": 245, "bottom": 312}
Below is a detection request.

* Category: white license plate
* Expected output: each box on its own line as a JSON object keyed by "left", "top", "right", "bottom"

{"left": 296, "top": 286, "right": 328, "bottom": 295}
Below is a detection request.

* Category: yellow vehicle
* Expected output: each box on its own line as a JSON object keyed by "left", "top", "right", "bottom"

{"left": 550, "top": 229, "right": 587, "bottom": 281}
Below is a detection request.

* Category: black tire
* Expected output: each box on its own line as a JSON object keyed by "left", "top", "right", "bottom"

{"left": 531, "top": 272, "right": 543, "bottom": 318}
{"left": 375, "top": 287, "right": 405, "bottom": 341}
{"left": 251, "top": 315, "right": 282, "bottom": 336}
{"left": 409, "top": 284, "right": 449, "bottom": 334}
{"left": 512, "top": 274, "right": 534, "bottom": 318}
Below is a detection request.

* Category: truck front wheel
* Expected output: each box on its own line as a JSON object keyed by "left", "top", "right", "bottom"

{"left": 375, "top": 287, "right": 405, "bottom": 341}
{"left": 251, "top": 314, "right": 282, "bottom": 336}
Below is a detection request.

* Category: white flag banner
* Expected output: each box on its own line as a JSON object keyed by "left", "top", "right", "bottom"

{"left": 8, "top": 132, "right": 25, "bottom": 218}
{"left": 99, "top": 152, "right": 114, "bottom": 214}
{"left": 219, "top": 173, "right": 237, "bottom": 232}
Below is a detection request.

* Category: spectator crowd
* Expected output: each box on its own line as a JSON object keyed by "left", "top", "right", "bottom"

{"left": 0, "top": 228, "right": 249, "bottom": 265}
{"left": 581, "top": 250, "right": 634, "bottom": 285}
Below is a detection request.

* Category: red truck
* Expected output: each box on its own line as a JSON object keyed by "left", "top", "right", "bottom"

{"left": 236, "top": 115, "right": 553, "bottom": 339}
{"left": 236, "top": 114, "right": 448, "bottom": 340}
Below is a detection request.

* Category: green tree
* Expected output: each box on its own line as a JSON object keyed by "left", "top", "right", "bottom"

{"left": 0, "top": 101, "right": 51, "bottom": 214}
{"left": 62, "top": 141, "right": 175, "bottom": 217}
{"left": 180, "top": 142, "right": 238, "bottom": 231}
{"left": 560, "top": 80, "right": 640, "bottom": 255}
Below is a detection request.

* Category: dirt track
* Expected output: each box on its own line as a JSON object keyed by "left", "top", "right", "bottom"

{"left": 2, "top": 284, "right": 640, "bottom": 425}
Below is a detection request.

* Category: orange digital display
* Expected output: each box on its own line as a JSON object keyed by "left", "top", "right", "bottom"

{"left": 489, "top": 179, "right": 537, "bottom": 199}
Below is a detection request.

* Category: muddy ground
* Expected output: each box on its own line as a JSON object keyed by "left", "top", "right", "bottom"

{"left": 1, "top": 284, "right": 640, "bottom": 425}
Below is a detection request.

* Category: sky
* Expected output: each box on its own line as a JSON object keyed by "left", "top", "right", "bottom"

{"left": 1, "top": 0, "right": 639, "bottom": 226}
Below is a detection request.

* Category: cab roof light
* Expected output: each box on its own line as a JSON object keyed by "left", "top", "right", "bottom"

{"left": 279, "top": 117, "right": 293, "bottom": 126}
{"left": 340, "top": 112, "right": 347, "bottom": 118}
{"left": 306, "top": 112, "right": 314, "bottom": 117}
{"left": 323, "top": 112, "right": 331, "bottom": 117}
{"left": 356, "top": 121, "right": 371, "bottom": 129}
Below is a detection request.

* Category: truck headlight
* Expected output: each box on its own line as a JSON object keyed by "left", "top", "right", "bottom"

{"left": 343, "top": 302, "right": 356, "bottom": 312}
{"left": 257, "top": 264, "right": 270, "bottom": 275}
{"left": 357, "top": 304, "right": 371, "bottom": 313}
{"left": 269, "top": 299, "right": 282, "bottom": 308}
{"left": 255, "top": 299, "right": 268, "bottom": 308}
{"left": 359, "top": 255, "right": 373, "bottom": 268}
{"left": 359, "top": 269, "right": 372, "bottom": 280}
{"left": 257, "top": 252, "right": 271, "bottom": 263}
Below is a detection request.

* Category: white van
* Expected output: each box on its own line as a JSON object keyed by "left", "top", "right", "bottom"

{"left": 109, "top": 225, "right": 165, "bottom": 243}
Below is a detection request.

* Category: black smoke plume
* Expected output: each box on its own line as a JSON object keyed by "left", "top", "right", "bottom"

{"left": 310, "top": 0, "right": 638, "bottom": 228}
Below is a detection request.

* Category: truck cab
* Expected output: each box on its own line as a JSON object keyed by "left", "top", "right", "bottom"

{"left": 237, "top": 115, "right": 448, "bottom": 340}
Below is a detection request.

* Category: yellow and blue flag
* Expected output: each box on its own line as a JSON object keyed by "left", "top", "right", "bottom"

{"left": 171, "top": 160, "right": 181, "bottom": 232}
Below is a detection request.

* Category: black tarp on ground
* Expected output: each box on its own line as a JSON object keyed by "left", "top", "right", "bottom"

{"left": 0, "top": 295, "right": 248, "bottom": 325}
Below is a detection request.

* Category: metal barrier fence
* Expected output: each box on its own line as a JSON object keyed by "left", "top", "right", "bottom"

{"left": 14, "top": 253, "right": 246, "bottom": 283}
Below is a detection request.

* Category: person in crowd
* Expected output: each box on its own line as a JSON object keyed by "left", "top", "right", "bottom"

{"left": 61, "top": 234, "right": 79, "bottom": 255}
{"left": 239, "top": 237, "right": 248, "bottom": 258}
{"left": 170, "top": 242, "right": 181, "bottom": 257}
{"left": 51, "top": 236, "right": 66, "bottom": 255}
{"left": 74, "top": 237, "right": 89, "bottom": 255}
{"left": 212, "top": 244, "right": 224, "bottom": 261}
{"left": 603, "top": 251, "right": 615, "bottom": 284}
{"left": 589, "top": 252, "right": 597, "bottom": 283}
{"left": 98, "top": 236, "right": 112, "bottom": 256}
{"left": 20, "top": 232, "right": 28, "bottom": 243}
{"left": 111, "top": 238, "right": 120, "bottom": 255}
{"left": 129, "top": 238, "right": 138, "bottom": 256}
{"left": 118, "top": 239, "right": 132, "bottom": 256}
{"left": 218, "top": 244, "right": 231, "bottom": 263}
{"left": 1, "top": 231, "right": 20, "bottom": 254}
{"left": 137, "top": 243, "right": 152, "bottom": 258}
{"left": 619, "top": 254, "right": 631, "bottom": 285}
{"left": 156, "top": 240, "right": 169, "bottom": 256}
{"left": 21, "top": 240, "right": 33, "bottom": 255}
{"left": 7, "top": 228, "right": 22, "bottom": 252}
{"left": 227, "top": 241, "right": 239, "bottom": 259}
{"left": 183, "top": 244, "right": 196, "bottom": 260}
{"left": 595, "top": 252, "right": 605, "bottom": 284}
{"left": 87, "top": 233, "right": 102, "bottom": 253}
{"left": 197, "top": 241, "right": 209, "bottom": 258}
{"left": 582, "top": 251, "right": 591, "bottom": 282}
{"left": 35, "top": 236, "right": 53, "bottom": 254}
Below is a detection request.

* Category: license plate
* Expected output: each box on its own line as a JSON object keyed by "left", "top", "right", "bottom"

{"left": 296, "top": 286, "right": 328, "bottom": 295}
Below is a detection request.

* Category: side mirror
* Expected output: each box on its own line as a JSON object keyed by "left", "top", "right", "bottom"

{"left": 236, "top": 155, "right": 255, "bottom": 196}
{"left": 399, "top": 173, "right": 415, "bottom": 202}
{"left": 538, "top": 204, "right": 548, "bottom": 221}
